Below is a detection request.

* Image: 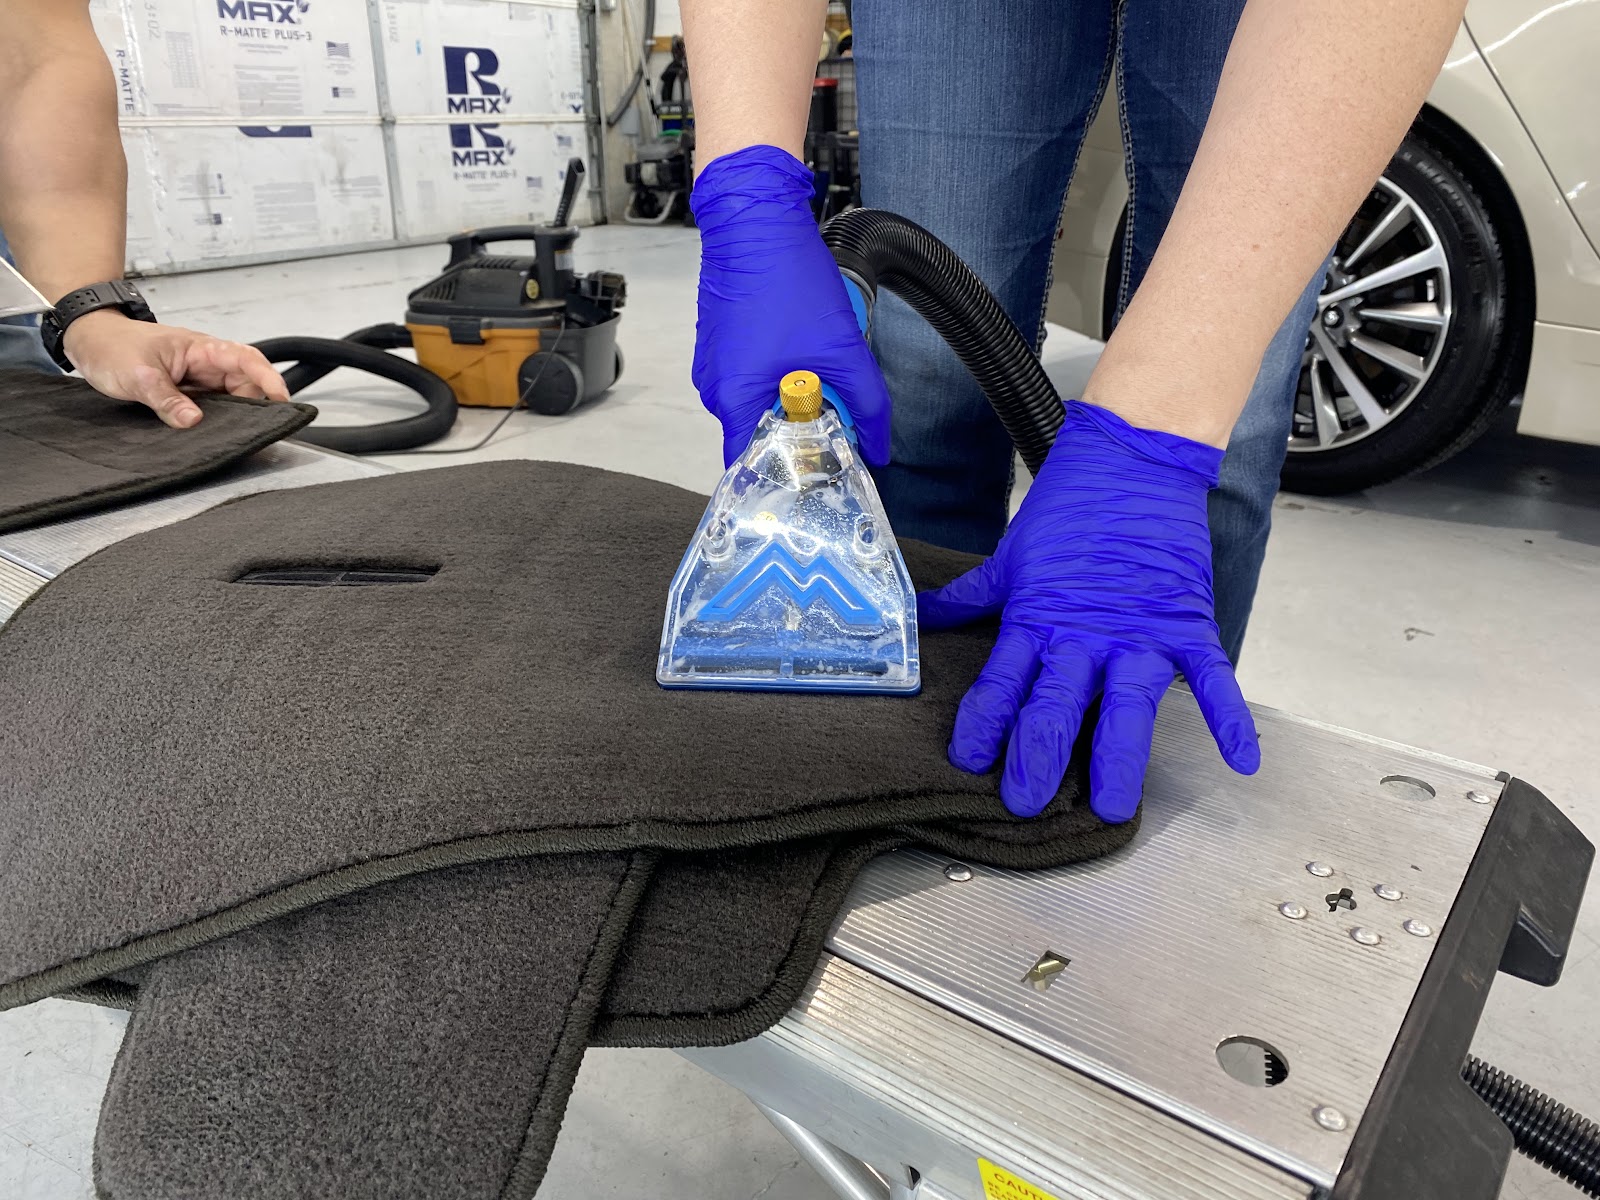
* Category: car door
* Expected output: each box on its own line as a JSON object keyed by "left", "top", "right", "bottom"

{"left": 1466, "top": 0, "right": 1600, "bottom": 253}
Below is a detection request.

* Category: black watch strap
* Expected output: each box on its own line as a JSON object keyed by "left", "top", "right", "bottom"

{"left": 41, "top": 280, "right": 157, "bottom": 371}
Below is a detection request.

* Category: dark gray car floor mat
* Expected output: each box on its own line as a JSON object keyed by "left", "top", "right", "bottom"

{"left": 95, "top": 851, "right": 654, "bottom": 1200}
{"left": 0, "top": 458, "right": 1144, "bottom": 1198}
{"left": 0, "top": 460, "right": 1136, "bottom": 1008}
{"left": 0, "top": 368, "right": 315, "bottom": 535}
{"left": 92, "top": 813, "right": 1131, "bottom": 1200}
{"left": 71, "top": 795, "right": 1133, "bottom": 1049}
{"left": 595, "top": 788, "right": 1135, "bottom": 1048}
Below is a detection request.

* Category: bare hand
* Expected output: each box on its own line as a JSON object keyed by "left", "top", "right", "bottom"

{"left": 61, "top": 310, "right": 290, "bottom": 429}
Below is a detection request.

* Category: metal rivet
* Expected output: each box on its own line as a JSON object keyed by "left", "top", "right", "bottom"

{"left": 1467, "top": 790, "right": 1493, "bottom": 804}
{"left": 1403, "top": 919, "right": 1433, "bottom": 938}
{"left": 1307, "top": 861, "right": 1334, "bottom": 878}
{"left": 1279, "top": 902, "right": 1308, "bottom": 920}
{"left": 1351, "top": 927, "right": 1382, "bottom": 946}
{"left": 1374, "top": 884, "right": 1403, "bottom": 901}
{"left": 943, "top": 863, "right": 973, "bottom": 882}
{"left": 1314, "top": 1106, "right": 1349, "bottom": 1132}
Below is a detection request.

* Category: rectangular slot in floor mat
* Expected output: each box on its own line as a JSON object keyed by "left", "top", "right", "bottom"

{"left": 0, "top": 368, "right": 315, "bottom": 535}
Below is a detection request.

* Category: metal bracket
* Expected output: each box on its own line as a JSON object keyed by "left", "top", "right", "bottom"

{"left": 1331, "top": 777, "right": 1593, "bottom": 1200}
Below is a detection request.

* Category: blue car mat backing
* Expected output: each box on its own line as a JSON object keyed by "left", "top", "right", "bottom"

{"left": 0, "top": 460, "right": 1135, "bottom": 1009}
{"left": 94, "top": 851, "right": 654, "bottom": 1200}
{"left": 0, "top": 368, "right": 315, "bottom": 535}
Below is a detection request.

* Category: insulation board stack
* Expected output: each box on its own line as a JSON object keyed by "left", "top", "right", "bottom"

{"left": 374, "top": 0, "right": 591, "bottom": 239}
{"left": 90, "top": 0, "right": 395, "bottom": 273}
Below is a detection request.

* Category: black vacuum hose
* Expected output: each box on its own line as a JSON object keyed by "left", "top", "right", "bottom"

{"left": 822, "top": 208, "right": 1065, "bottom": 476}
{"left": 1465, "top": 1055, "right": 1600, "bottom": 1195}
{"left": 254, "top": 333, "right": 457, "bottom": 455}
{"left": 276, "top": 323, "right": 413, "bottom": 394}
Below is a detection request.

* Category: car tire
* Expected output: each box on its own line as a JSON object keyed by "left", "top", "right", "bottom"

{"left": 1279, "top": 127, "right": 1531, "bottom": 495}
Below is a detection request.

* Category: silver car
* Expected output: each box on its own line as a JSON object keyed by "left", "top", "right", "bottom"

{"left": 1044, "top": 5, "right": 1600, "bottom": 494}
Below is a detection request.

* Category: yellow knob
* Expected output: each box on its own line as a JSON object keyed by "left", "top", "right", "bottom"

{"left": 779, "top": 370, "right": 824, "bottom": 422}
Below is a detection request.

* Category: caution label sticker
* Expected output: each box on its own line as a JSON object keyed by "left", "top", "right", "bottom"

{"left": 978, "top": 1159, "right": 1063, "bottom": 1200}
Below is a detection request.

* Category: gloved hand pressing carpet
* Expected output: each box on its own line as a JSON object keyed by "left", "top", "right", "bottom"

{"left": 690, "top": 145, "right": 892, "bottom": 466}
{"left": 918, "top": 400, "right": 1261, "bottom": 822}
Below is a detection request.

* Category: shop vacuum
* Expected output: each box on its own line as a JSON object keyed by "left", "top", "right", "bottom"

{"left": 254, "top": 158, "right": 625, "bottom": 454}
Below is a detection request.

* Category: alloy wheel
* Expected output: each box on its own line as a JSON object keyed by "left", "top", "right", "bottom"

{"left": 1290, "top": 176, "right": 1454, "bottom": 453}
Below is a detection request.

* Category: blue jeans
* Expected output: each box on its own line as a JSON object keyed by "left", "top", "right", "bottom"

{"left": 854, "top": 0, "right": 1322, "bottom": 661}
{"left": 0, "top": 228, "right": 58, "bottom": 375}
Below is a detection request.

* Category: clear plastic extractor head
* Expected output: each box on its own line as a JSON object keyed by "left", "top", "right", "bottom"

{"left": 656, "top": 385, "right": 920, "bottom": 695}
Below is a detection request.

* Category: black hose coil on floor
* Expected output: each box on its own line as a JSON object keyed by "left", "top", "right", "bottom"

{"left": 253, "top": 329, "right": 458, "bottom": 456}
{"left": 821, "top": 208, "right": 1066, "bottom": 476}
{"left": 1465, "top": 1055, "right": 1600, "bottom": 1196}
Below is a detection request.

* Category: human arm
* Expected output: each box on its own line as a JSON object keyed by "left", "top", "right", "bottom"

{"left": 681, "top": 0, "right": 822, "bottom": 167}
{"left": 679, "top": 0, "right": 892, "bottom": 465}
{"left": 924, "top": 0, "right": 1469, "bottom": 821}
{"left": 1083, "top": 0, "right": 1468, "bottom": 446}
{"left": 0, "top": 0, "right": 287, "bottom": 426}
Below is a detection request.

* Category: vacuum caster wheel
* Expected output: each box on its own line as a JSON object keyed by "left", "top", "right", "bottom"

{"left": 519, "top": 352, "right": 585, "bottom": 416}
{"left": 613, "top": 345, "right": 624, "bottom": 387}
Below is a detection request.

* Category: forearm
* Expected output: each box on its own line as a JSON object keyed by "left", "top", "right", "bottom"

{"left": 681, "top": 0, "right": 825, "bottom": 168}
{"left": 1083, "top": 0, "right": 1466, "bottom": 446}
{"left": 0, "top": 4, "right": 127, "bottom": 303}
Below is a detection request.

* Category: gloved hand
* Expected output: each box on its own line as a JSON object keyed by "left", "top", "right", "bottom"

{"left": 691, "top": 145, "right": 892, "bottom": 467}
{"left": 918, "top": 400, "right": 1260, "bottom": 822}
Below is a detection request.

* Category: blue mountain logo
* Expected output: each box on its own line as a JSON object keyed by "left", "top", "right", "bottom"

{"left": 700, "top": 543, "right": 879, "bottom": 626}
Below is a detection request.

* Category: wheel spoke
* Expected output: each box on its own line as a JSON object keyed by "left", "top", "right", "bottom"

{"left": 1341, "top": 197, "right": 1413, "bottom": 273}
{"left": 1321, "top": 244, "right": 1444, "bottom": 306}
{"left": 1312, "top": 325, "right": 1390, "bottom": 430}
{"left": 1309, "top": 356, "right": 1343, "bottom": 447}
{"left": 1358, "top": 301, "right": 1444, "bottom": 329}
{"left": 1349, "top": 331, "right": 1427, "bottom": 380}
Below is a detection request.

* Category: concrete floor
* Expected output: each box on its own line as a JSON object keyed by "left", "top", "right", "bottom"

{"left": 2, "top": 225, "right": 1597, "bottom": 1199}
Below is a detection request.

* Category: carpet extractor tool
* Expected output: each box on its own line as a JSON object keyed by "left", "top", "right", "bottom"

{"left": 659, "top": 209, "right": 1072, "bottom": 696}
{"left": 254, "top": 157, "right": 626, "bottom": 455}
{"left": 657, "top": 368, "right": 919, "bottom": 693}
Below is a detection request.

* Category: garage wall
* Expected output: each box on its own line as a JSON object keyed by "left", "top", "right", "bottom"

{"left": 91, "top": 0, "right": 599, "bottom": 275}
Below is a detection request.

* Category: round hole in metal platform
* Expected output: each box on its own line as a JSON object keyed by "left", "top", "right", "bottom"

{"left": 1217, "top": 1036, "right": 1290, "bottom": 1088}
{"left": 1380, "top": 775, "right": 1436, "bottom": 801}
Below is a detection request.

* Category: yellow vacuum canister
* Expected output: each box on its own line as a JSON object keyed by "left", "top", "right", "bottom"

{"left": 405, "top": 316, "right": 551, "bottom": 411}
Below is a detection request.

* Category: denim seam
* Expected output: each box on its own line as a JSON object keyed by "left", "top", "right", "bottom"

{"left": 1013, "top": 3, "right": 1119, "bottom": 510}
{"left": 1113, "top": 0, "right": 1138, "bottom": 318}
{"left": 1033, "top": 13, "right": 1119, "bottom": 359}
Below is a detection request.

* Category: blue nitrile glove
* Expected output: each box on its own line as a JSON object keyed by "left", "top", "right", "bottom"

{"left": 691, "top": 145, "right": 892, "bottom": 467}
{"left": 918, "top": 400, "right": 1260, "bottom": 822}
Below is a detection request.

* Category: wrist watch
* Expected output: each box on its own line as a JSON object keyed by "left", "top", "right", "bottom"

{"left": 40, "top": 280, "right": 157, "bottom": 371}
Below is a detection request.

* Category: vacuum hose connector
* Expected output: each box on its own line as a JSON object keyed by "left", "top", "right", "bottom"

{"left": 780, "top": 370, "right": 824, "bottom": 422}
{"left": 1465, "top": 1055, "right": 1600, "bottom": 1196}
{"left": 822, "top": 208, "right": 1065, "bottom": 475}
